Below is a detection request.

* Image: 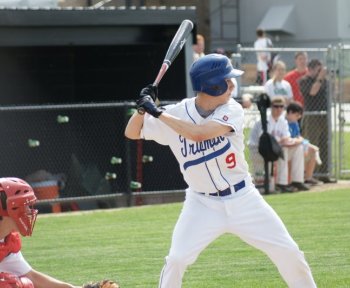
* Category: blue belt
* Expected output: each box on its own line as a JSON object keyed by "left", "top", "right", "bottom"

{"left": 200, "top": 180, "right": 246, "bottom": 197}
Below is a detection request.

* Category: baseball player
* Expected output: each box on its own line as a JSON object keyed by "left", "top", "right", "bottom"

{"left": 125, "top": 53, "right": 317, "bottom": 288}
{"left": 0, "top": 177, "right": 77, "bottom": 288}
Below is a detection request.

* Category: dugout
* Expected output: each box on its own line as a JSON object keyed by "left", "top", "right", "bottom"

{"left": 0, "top": 6, "right": 196, "bottom": 105}
{"left": 0, "top": 7, "right": 196, "bottom": 209}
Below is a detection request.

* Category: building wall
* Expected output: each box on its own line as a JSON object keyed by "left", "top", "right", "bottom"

{"left": 4, "top": 0, "right": 349, "bottom": 54}
{"left": 209, "top": 0, "right": 239, "bottom": 54}
{"left": 238, "top": 0, "right": 349, "bottom": 47}
{"left": 337, "top": 0, "right": 350, "bottom": 40}
{"left": 206, "top": 0, "right": 350, "bottom": 50}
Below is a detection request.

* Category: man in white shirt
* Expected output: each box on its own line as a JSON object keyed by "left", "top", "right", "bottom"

{"left": 254, "top": 28, "right": 273, "bottom": 85}
{"left": 248, "top": 97, "right": 309, "bottom": 192}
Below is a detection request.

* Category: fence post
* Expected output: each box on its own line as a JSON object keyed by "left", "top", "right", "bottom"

{"left": 326, "top": 45, "right": 336, "bottom": 178}
{"left": 124, "top": 103, "right": 134, "bottom": 207}
{"left": 231, "top": 44, "right": 242, "bottom": 98}
{"left": 337, "top": 43, "right": 345, "bottom": 179}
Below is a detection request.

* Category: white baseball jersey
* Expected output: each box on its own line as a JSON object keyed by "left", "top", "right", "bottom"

{"left": 0, "top": 251, "right": 31, "bottom": 276}
{"left": 142, "top": 97, "right": 251, "bottom": 193}
{"left": 144, "top": 98, "right": 316, "bottom": 288}
{"left": 0, "top": 237, "right": 31, "bottom": 276}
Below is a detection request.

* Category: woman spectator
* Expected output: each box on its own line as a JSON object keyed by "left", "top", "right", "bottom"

{"left": 264, "top": 61, "right": 293, "bottom": 104}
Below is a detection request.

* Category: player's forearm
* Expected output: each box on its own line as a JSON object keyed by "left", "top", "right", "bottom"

{"left": 158, "top": 112, "right": 227, "bottom": 142}
{"left": 26, "top": 270, "right": 76, "bottom": 288}
{"left": 124, "top": 112, "right": 144, "bottom": 140}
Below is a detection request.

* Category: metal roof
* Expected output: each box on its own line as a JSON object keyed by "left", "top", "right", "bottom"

{"left": 258, "top": 5, "right": 296, "bottom": 35}
{"left": 0, "top": 6, "right": 196, "bottom": 27}
{"left": 0, "top": 5, "right": 197, "bottom": 46}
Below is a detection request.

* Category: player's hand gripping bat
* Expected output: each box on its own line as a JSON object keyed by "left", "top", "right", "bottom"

{"left": 137, "top": 19, "right": 194, "bottom": 114}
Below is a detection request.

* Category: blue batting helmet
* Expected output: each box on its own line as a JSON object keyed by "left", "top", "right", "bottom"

{"left": 190, "top": 53, "right": 244, "bottom": 96}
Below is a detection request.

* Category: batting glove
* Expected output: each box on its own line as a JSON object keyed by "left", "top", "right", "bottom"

{"left": 139, "top": 84, "right": 158, "bottom": 102}
{"left": 136, "top": 95, "right": 163, "bottom": 118}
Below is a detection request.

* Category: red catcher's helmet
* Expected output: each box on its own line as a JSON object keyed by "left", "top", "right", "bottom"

{"left": 0, "top": 178, "right": 38, "bottom": 236}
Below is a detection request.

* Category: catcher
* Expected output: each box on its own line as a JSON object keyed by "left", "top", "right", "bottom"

{"left": 0, "top": 177, "right": 78, "bottom": 288}
{"left": 0, "top": 177, "right": 120, "bottom": 288}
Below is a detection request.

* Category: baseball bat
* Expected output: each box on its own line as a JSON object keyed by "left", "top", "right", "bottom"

{"left": 138, "top": 19, "right": 194, "bottom": 114}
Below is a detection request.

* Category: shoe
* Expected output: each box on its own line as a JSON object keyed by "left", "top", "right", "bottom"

{"left": 305, "top": 178, "right": 320, "bottom": 185}
{"left": 291, "top": 182, "right": 310, "bottom": 191}
{"left": 276, "top": 184, "right": 297, "bottom": 193}
{"left": 317, "top": 176, "right": 337, "bottom": 184}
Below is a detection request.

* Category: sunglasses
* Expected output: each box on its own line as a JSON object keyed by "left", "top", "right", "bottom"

{"left": 272, "top": 105, "right": 284, "bottom": 109}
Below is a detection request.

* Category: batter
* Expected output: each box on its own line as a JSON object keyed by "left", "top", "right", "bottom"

{"left": 125, "top": 53, "right": 317, "bottom": 288}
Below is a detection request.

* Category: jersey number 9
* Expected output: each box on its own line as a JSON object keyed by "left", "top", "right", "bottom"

{"left": 226, "top": 153, "right": 236, "bottom": 169}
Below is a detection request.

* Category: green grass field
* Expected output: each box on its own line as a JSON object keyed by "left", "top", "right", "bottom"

{"left": 22, "top": 189, "right": 350, "bottom": 287}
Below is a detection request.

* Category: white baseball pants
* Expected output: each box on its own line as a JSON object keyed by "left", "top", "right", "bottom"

{"left": 158, "top": 184, "right": 316, "bottom": 288}
{"left": 277, "top": 145, "right": 305, "bottom": 185}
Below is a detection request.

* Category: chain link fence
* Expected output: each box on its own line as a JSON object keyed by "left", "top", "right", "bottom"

{"left": 234, "top": 45, "right": 342, "bottom": 188}
{"left": 0, "top": 102, "right": 186, "bottom": 212}
{"left": 337, "top": 45, "right": 350, "bottom": 179}
{"left": 1, "top": 45, "right": 349, "bottom": 212}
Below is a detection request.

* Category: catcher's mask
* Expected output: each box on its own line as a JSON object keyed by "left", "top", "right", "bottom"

{"left": 190, "top": 53, "right": 244, "bottom": 96}
{"left": 0, "top": 178, "right": 38, "bottom": 236}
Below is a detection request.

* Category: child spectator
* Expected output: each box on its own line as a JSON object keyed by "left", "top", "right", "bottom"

{"left": 286, "top": 102, "right": 322, "bottom": 185}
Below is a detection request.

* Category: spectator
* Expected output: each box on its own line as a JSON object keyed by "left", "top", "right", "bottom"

{"left": 214, "top": 47, "right": 226, "bottom": 55}
{"left": 240, "top": 93, "right": 255, "bottom": 130}
{"left": 193, "top": 34, "right": 205, "bottom": 61}
{"left": 264, "top": 60, "right": 293, "bottom": 104}
{"left": 286, "top": 102, "right": 322, "bottom": 185}
{"left": 241, "top": 93, "right": 253, "bottom": 109}
{"left": 248, "top": 97, "right": 309, "bottom": 192}
{"left": 284, "top": 52, "right": 308, "bottom": 106}
{"left": 299, "top": 59, "right": 333, "bottom": 182}
{"left": 254, "top": 28, "right": 273, "bottom": 85}
{"left": 230, "top": 77, "right": 239, "bottom": 98}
